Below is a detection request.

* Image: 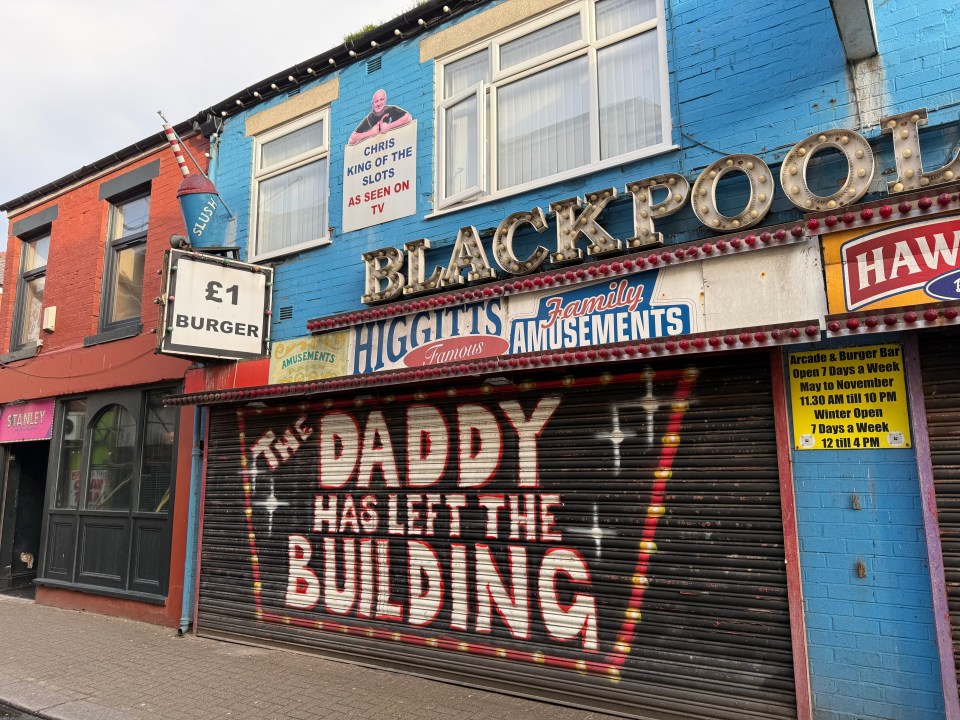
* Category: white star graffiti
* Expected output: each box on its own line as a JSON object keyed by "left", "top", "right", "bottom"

{"left": 255, "top": 480, "right": 288, "bottom": 536}
{"left": 615, "top": 375, "right": 660, "bottom": 446}
{"left": 639, "top": 376, "right": 659, "bottom": 446}
{"left": 591, "top": 502, "right": 604, "bottom": 558}
{"left": 568, "top": 504, "right": 613, "bottom": 560}
{"left": 583, "top": 404, "right": 642, "bottom": 559}
{"left": 585, "top": 375, "right": 663, "bottom": 559}
{"left": 594, "top": 405, "right": 636, "bottom": 473}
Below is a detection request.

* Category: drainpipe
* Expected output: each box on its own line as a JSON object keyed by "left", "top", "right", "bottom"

{"left": 179, "top": 405, "right": 207, "bottom": 636}
{"left": 179, "top": 132, "right": 221, "bottom": 636}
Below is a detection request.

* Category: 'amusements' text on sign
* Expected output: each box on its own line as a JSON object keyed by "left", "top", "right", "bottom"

{"left": 789, "top": 344, "right": 911, "bottom": 450}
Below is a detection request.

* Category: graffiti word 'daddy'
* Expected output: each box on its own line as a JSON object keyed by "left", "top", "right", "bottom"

{"left": 361, "top": 108, "right": 960, "bottom": 305}
{"left": 251, "top": 397, "right": 602, "bottom": 651}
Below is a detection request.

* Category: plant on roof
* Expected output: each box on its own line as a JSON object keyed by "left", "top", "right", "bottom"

{"left": 345, "top": 24, "right": 378, "bottom": 44}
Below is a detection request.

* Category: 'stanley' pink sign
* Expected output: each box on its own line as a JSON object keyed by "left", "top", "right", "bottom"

{"left": 0, "top": 399, "right": 55, "bottom": 443}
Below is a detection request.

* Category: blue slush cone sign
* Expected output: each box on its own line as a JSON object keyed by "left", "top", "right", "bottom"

{"left": 177, "top": 175, "right": 235, "bottom": 249}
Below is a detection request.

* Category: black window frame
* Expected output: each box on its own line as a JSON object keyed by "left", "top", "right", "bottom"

{"left": 98, "top": 188, "right": 150, "bottom": 335}
{"left": 10, "top": 228, "right": 50, "bottom": 353}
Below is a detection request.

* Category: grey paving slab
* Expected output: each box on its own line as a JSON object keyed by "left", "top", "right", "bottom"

{"left": 40, "top": 701, "right": 135, "bottom": 720}
{"left": 0, "top": 595, "right": 617, "bottom": 720}
{"left": 0, "top": 682, "right": 83, "bottom": 716}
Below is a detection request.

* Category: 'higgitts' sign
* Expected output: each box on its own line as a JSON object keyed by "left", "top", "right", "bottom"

{"left": 300, "top": 240, "right": 824, "bottom": 379}
{"left": 824, "top": 213, "right": 960, "bottom": 312}
{"left": 351, "top": 267, "right": 699, "bottom": 375}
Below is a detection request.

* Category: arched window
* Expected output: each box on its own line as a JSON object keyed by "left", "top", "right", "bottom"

{"left": 86, "top": 405, "right": 136, "bottom": 511}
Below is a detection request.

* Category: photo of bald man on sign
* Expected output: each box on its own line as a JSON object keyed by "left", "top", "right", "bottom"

{"left": 348, "top": 89, "right": 412, "bottom": 145}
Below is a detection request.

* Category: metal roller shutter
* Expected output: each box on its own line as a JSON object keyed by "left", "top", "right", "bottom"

{"left": 197, "top": 353, "right": 795, "bottom": 719}
{"left": 920, "top": 331, "right": 960, "bottom": 677}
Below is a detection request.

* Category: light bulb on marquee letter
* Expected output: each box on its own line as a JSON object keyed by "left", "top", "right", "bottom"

{"left": 625, "top": 173, "right": 689, "bottom": 248}
{"left": 403, "top": 239, "right": 445, "bottom": 296}
{"left": 691, "top": 154, "right": 773, "bottom": 232}
{"left": 361, "top": 247, "right": 405, "bottom": 304}
{"left": 881, "top": 108, "right": 960, "bottom": 193}
{"left": 550, "top": 188, "right": 620, "bottom": 264}
{"left": 780, "top": 128, "right": 875, "bottom": 212}
{"left": 440, "top": 226, "right": 497, "bottom": 287}
{"left": 492, "top": 208, "right": 550, "bottom": 276}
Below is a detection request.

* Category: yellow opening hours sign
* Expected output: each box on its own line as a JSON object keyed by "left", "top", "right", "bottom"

{"left": 788, "top": 344, "right": 912, "bottom": 451}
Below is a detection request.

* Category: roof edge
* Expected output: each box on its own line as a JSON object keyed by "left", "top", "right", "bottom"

{"left": 189, "top": 0, "right": 486, "bottom": 129}
{"left": 0, "top": 119, "right": 197, "bottom": 214}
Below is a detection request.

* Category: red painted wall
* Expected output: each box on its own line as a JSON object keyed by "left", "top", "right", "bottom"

{"left": 0, "top": 333, "right": 192, "bottom": 405}
{"left": 182, "top": 359, "right": 270, "bottom": 395}
{"left": 1, "top": 134, "right": 209, "bottom": 627}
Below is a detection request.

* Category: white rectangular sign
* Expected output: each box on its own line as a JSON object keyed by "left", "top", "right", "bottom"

{"left": 160, "top": 251, "right": 272, "bottom": 360}
{"left": 342, "top": 121, "right": 417, "bottom": 232}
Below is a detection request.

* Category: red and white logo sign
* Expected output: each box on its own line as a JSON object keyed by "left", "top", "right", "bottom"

{"left": 403, "top": 335, "right": 509, "bottom": 367}
{"left": 841, "top": 214, "right": 960, "bottom": 310}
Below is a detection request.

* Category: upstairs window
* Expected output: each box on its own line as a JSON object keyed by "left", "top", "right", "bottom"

{"left": 100, "top": 193, "right": 149, "bottom": 331}
{"left": 251, "top": 110, "right": 330, "bottom": 261}
{"left": 436, "top": 0, "right": 670, "bottom": 209}
{"left": 11, "top": 232, "right": 49, "bottom": 351}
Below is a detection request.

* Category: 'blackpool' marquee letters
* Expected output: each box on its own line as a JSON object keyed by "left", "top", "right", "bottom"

{"left": 362, "top": 109, "right": 960, "bottom": 305}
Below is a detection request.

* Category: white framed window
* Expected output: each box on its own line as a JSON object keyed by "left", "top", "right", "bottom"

{"left": 435, "top": 0, "right": 670, "bottom": 210}
{"left": 251, "top": 109, "right": 330, "bottom": 261}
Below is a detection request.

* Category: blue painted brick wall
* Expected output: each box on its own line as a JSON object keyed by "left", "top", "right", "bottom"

{"left": 211, "top": 0, "right": 960, "bottom": 343}
{"left": 205, "top": 0, "right": 960, "bottom": 716}
{"left": 787, "top": 336, "right": 945, "bottom": 720}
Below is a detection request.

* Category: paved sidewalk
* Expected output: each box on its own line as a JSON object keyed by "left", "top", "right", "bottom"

{"left": 0, "top": 595, "right": 617, "bottom": 720}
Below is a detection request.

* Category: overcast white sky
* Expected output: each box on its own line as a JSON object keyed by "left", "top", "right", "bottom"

{"left": 0, "top": 0, "right": 415, "bottom": 252}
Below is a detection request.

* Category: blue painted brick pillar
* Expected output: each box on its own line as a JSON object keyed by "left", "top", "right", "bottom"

{"left": 786, "top": 338, "right": 946, "bottom": 720}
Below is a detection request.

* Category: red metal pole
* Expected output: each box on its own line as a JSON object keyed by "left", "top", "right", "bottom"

{"left": 770, "top": 347, "right": 813, "bottom": 720}
{"left": 903, "top": 331, "right": 960, "bottom": 719}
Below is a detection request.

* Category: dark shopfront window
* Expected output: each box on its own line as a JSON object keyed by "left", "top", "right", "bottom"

{"left": 41, "top": 388, "right": 178, "bottom": 600}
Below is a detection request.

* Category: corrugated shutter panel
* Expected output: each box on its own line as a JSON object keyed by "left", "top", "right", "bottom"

{"left": 920, "top": 331, "right": 960, "bottom": 677}
{"left": 198, "top": 353, "right": 795, "bottom": 719}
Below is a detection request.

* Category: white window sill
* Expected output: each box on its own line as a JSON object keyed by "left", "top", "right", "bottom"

{"left": 250, "top": 236, "right": 332, "bottom": 263}
{"left": 425, "top": 142, "right": 680, "bottom": 221}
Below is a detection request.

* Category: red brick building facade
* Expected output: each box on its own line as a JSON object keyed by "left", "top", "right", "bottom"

{"left": 0, "top": 130, "right": 208, "bottom": 626}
